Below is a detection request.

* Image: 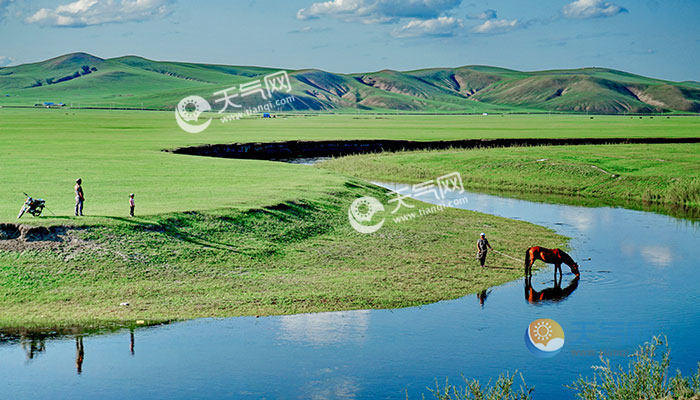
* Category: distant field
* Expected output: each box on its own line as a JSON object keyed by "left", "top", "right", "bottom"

{"left": 321, "top": 143, "right": 700, "bottom": 211}
{"left": 1, "top": 109, "right": 699, "bottom": 221}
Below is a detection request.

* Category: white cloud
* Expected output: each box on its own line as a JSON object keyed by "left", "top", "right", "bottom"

{"left": 477, "top": 9, "right": 497, "bottom": 20}
{"left": 0, "top": 55, "right": 14, "bottom": 67}
{"left": 639, "top": 245, "right": 673, "bottom": 267}
{"left": 25, "top": 0, "right": 173, "bottom": 27}
{"left": 289, "top": 25, "right": 332, "bottom": 34}
{"left": 297, "top": 0, "right": 462, "bottom": 23}
{"left": 563, "top": 0, "right": 627, "bottom": 19}
{"left": 279, "top": 310, "right": 370, "bottom": 345}
{"left": 467, "top": 8, "right": 497, "bottom": 20}
{"left": 393, "top": 16, "right": 462, "bottom": 37}
{"left": 471, "top": 18, "right": 520, "bottom": 34}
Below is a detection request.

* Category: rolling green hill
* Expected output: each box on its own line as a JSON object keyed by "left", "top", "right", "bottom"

{"left": 1, "top": 52, "right": 698, "bottom": 113}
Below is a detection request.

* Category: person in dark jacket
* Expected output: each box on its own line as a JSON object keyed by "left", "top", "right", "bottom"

{"left": 74, "top": 178, "right": 85, "bottom": 216}
{"left": 476, "top": 232, "right": 493, "bottom": 268}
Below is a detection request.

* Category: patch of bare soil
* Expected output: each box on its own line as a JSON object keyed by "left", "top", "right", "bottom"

{"left": 0, "top": 223, "right": 99, "bottom": 258}
{"left": 627, "top": 86, "right": 668, "bottom": 108}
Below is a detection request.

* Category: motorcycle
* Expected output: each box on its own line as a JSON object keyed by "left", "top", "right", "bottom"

{"left": 17, "top": 193, "right": 46, "bottom": 219}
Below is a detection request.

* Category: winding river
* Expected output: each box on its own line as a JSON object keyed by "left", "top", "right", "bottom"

{"left": 1, "top": 186, "right": 698, "bottom": 399}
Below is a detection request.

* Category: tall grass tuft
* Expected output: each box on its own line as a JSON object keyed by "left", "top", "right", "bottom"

{"left": 569, "top": 335, "right": 700, "bottom": 400}
{"left": 427, "top": 371, "right": 534, "bottom": 400}
{"left": 666, "top": 179, "right": 700, "bottom": 207}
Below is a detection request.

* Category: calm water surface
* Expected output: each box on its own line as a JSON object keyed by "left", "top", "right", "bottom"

{"left": 1, "top": 186, "right": 698, "bottom": 399}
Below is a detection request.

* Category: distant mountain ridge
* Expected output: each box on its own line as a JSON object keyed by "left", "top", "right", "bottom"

{"left": 1, "top": 52, "right": 698, "bottom": 114}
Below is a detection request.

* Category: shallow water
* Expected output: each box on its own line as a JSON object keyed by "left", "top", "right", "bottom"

{"left": 1, "top": 186, "right": 698, "bottom": 399}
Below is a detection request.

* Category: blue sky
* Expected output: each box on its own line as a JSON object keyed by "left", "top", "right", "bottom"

{"left": 0, "top": 0, "right": 698, "bottom": 81}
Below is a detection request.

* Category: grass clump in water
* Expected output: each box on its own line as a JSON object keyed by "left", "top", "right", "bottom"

{"left": 427, "top": 372, "right": 533, "bottom": 400}
{"left": 569, "top": 335, "right": 700, "bottom": 400}
{"left": 426, "top": 336, "right": 700, "bottom": 399}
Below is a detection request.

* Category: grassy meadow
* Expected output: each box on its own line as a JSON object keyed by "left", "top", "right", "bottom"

{"left": 0, "top": 108, "right": 697, "bottom": 328}
{"left": 321, "top": 143, "right": 700, "bottom": 212}
{"left": 1, "top": 109, "right": 698, "bottom": 221}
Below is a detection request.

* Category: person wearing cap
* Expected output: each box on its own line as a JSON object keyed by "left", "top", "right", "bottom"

{"left": 476, "top": 232, "right": 493, "bottom": 268}
{"left": 129, "top": 193, "right": 135, "bottom": 217}
{"left": 74, "top": 178, "right": 85, "bottom": 216}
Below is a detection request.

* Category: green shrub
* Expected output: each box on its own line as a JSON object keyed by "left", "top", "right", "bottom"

{"left": 569, "top": 335, "right": 700, "bottom": 400}
{"left": 427, "top": 372, "right": 533, "bottom": 400}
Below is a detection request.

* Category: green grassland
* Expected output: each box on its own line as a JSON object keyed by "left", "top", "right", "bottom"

{"left": 1, "top": 52, "right": 699, "bottom": 113}
{"left": 1, "top": 109, "right": 698, "bottom": 221}
{"left": 0, "top": 108, "right": 579, "bottom": 329}
{"left": 0, "top": 108, "right": 697, "bottom": 329}
{"left": 320, "top": 144, "right": 700, "bottom": 212}
{"left": 0, "top": 183, "right": 564, "bottom": 329}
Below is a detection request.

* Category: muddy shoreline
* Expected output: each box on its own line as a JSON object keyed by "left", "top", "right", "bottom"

{"left": 166, "top": 137, "right": 700, "bottom": 160}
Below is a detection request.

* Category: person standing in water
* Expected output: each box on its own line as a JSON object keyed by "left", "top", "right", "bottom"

{"left": 74, "top": 178, "right": 85, "bottom": 216}
{"left": 476, "top": 232, "right": 493, "bottom": 268}
{"left": 129, "top": 193, "right": 135, "bottom": 217}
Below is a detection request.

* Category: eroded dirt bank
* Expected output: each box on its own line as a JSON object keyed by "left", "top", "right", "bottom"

{"left": 166, "top": 137, "right": 700, "bottom": 160}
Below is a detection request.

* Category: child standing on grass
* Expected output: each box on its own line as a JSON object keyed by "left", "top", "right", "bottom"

{"left": 129, "top": 193, "right": 135, "bottom": 217}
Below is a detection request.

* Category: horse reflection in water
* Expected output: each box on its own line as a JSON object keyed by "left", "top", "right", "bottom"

{"left": 524, "top": 275, "right": 579, "bottom": 303}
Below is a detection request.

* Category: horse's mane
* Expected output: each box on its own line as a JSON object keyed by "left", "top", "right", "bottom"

{"left": 559, "top": 249, "right": 575, "bottom": 266}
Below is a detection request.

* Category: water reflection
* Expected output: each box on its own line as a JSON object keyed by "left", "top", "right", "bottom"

{"left": 524, "top": 275, "right": 580, "bottom": 304}
{"left": 639, "top": 245, "right": 673, "bottom": 267}
{"left": 559, "top": 208, "right": 596, "bottom": 233}
{"left": 279, "top": 310, "right": 370, "bottom": 345}
{"left": 130, "top": 328, "right": 135, "bottom": 355}
{"left": 476, "top": 289, "right": 491, "bottom": 308}
{"left": 76, "top": 336, "right": 84, "bottom": 374}
{"left": 1, "top": 329, "right": 139, "bottom": 375}
{"left": 20, "top": 334, "right": 46, "bottom": 360}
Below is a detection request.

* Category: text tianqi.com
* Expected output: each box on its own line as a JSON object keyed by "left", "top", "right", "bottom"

{"left": 174, "top": 70, "right": 297, "bottom": 133}
{"left": 348, "top": 172, "right": 467, "bottom": 234}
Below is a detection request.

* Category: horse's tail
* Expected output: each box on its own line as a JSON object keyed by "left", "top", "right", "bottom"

{"left": 524, "top": 247, "right": 531, "bottom": 268}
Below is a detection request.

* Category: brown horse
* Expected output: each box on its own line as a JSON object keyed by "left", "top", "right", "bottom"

{"left": 524, "top": 246, "right": 580, "bottom": 278}
{"left": 524, "top": 275, "right": 579, "bottom": 303}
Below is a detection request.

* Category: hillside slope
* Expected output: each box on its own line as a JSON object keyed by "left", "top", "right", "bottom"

{"left": 1, "top": 52, "right": 698, "bottom": 113}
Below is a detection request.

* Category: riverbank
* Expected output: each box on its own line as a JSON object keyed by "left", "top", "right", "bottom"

{"left": 319, "top": 143, "right": 700, "bottom": 214}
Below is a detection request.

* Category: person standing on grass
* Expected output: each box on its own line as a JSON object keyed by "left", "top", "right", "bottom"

{"left": 129, "top": 193, "right": 135, "bottom": 217}
{"left": 74, "top": 178, "right": 85, "bottom": 216}
{"left": 476, "top": 232, "right": 493, "bottom": 268}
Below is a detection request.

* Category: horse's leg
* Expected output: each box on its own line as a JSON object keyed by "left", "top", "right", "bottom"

{"left": 524, "top": 254, "right": 530, "bottom": 276}
{"left": 524, "top": 251, "right": 531, "bottom": 276}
